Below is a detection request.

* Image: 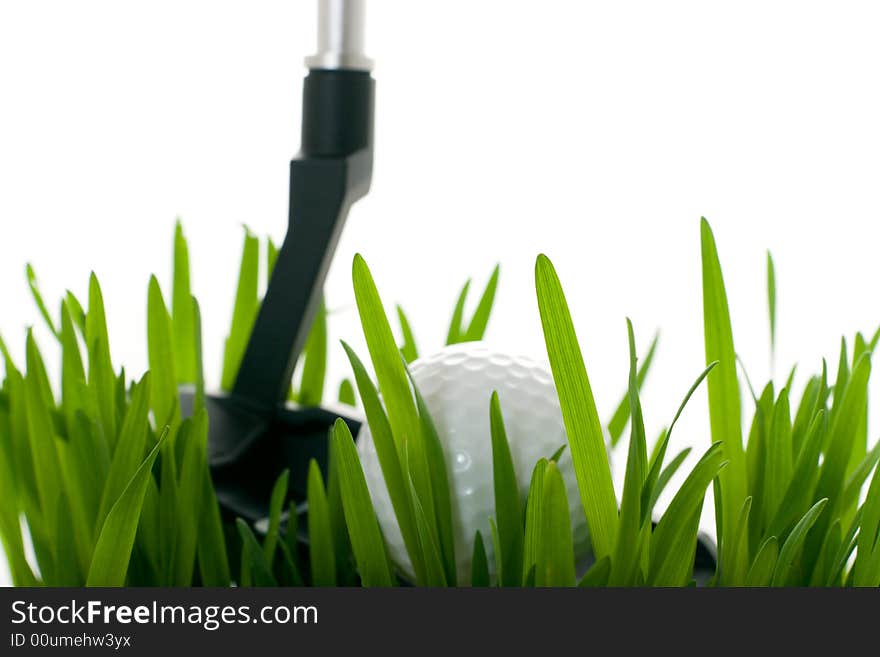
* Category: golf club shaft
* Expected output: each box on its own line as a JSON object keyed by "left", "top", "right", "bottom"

{"left": 306, "top": 0, "right": 372, "bottom": 71}
{"left": 231, "top": 1, "right": 374, "bottom": 410}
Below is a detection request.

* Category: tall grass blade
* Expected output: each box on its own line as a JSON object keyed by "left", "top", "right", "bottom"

{"left": 221, "top": 228, "right": 260, "bottom": 390}
{"left": 522, "top": 458, "right": 548, "bottom": 585}
{"left": 745, "top": 537, "right": 778, "bottom": 586}
{"left": 462, "top": 264, "right": 500, "bottom": 342}
{"left": 771, "top": 498, "right": 828, "bottom": 586}
{"left": 147, "top": 276, "right": 179, "bottom": 430}
{"left": 649, "top": 443, "right": 726, "bottom": 586}
{"left": 445, "top": 279, "right": 471, "bottom": 345}
{"left": 535, "top": 461, "right": 576, "bottom": 586}
{"left": 351, "top": 255, "right": 420, "bottom": 455}
{"left": 641, "top": 361, "right": 717, "bottom": 525}
{"left": 338, "top": 379, "right": 356, "bottom": 406}
{"left": 26, "top": 264, "right": 59, "bottom": 339}
{"left": 608, "top": 331, "right": 659, "bottom": 447}
{"left": 87, "top": 432, "right": 165, "bottom": 586}
{"left": 262, "top": 469, "right": 289, "bottom": 565}
{"left": 297, "top": 300, "right": 327, "bottom": 406}
{"left": 171, "top": 221, "right": 197, "bottom": 383}
{"left": 308, "top": 460, "right": 337, "bottom": 586}
{"left": 489, "top": 391, "right": 524, "bottom": 586}
{"left": 342, "top": 342, "right": 423, "bottom": 584}
{"left": 612, "top": 319, "right": 648, "bottom": 585}
{"left": 331, "top": 419, "right": 394, "bottom": 586}
{"left": 397, "top": 306, "right": 419, "bottom": 363}
{"left": 471, "top": 531, "right": 490, "bottom": 587}
{"left": 235, "top": 519, "right": 278, "bottom": 586}
{"left": 767, "top": 250, "right": 776, "bottom": 363}
{"left": 700, "top": 218, "right": 748, "bottom": 553}
{"left": 535, "top": 254, "right": 618, "bottom": 559}
{"left": 87, "top": 274, "right": 117, "bottom": 451}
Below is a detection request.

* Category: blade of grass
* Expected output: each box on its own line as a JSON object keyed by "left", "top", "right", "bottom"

{"left": 471, "top": 531, "right": 490, "bottom": 587}
{"left": 854, "top": 461, "right": 880, "bottom": 585}
{"left": 445, "top": 279, "right": 471, "bottom": 345}
{"left": 763, "top": 389, "right": 793, "bottom": 528}
{"left": 59, "top": 301, "right": 87, "bottom": 432}
{"left": 221, "top": 227, "right": 260, "bottom": 390}
{"left": 807, "top": 354, "right": 870, "bottom": 564}
{"left": 612, "top": 318, "right": 648, "bottom": 585}
{"left": 173, "top": 411, "right": 207, "bottom": 585}
{"left": 236, "top": 519, "right": 278, "bottom": 586}
{"left": 54, "top": 497, "right": 83, "bottom": 585}
{"left": 746, "top": 382, "right": 774, "bottom": 552}
{"left": 462, "top": 264, "right": 500, "bottom": 341}
{"left": 24, "top": 332, "right": 63, "bottom": 563}
{"left": 522, "top": 458, "right": 548, "bottom": 584}
{"left": 351, "top": 255, "right": 421, "bottom": 456}
{"left": 297, "top": 299, "right": 327, "bottom": 406}
{"left": 535, "top": 254, "right": 618, "bottom": 560}
{"left": 331, "top": 419, "right": 394, "bottom": 587}
{"left": 641, "top": 361, "right": 717, "bottom": 526}
{"left": 147, "top": 276, "right": 179, "bottom": 430}
{"left": 87, "top": 431, "right": 166, "bottom": 586}
{"left": 342, "top": 342, "right": 424, "bottom": 584}
{"left": 197, "top": 464, "right": 231, "bottom": 586}
{"left": 646, "top": 448, "right": 693, "bottom": 519}
{"left": 56, "top": 417, "right": 104, "bottom": 575}
{"left": 276, "top": 530, "right": 304, "bottom": 587}
{"left": 489, "top": 518, "right": 503, "bottom": 587}
{"left": 397, "top": 305, "right": 419, "bottom": 363}
{"left": 766, "top": 410, "right": 826, "bottom": 540}
{"left": 96, "top": 374, "right": 151, "bottom": 530}
{"left": 282, "top": 502, "right": 304, "bottom": 586}
{"left": 839, "top": 437, "right": 880, "bottom": 523}
{"left": 535, "top": 461, "right": 576, "bottom": 586}
{"left": 700, "top": 218, "right": 747, "bottom": 553}
{"left": 65, "top": 291, "right": 87, "bottom": 336}
{"left": 409, "top": 370, "right": 457, "bottom": 585}
{"left": 26, "top": 264, "right": 59, "bottom": 339}
{"left": 326, "top": 435, "right": 355, "bottom": 585}
{"left": 263, "top": 469, "right": 289, "bottom": 564}
{"left": 767, "top": 250, "right": 776, "bottom": 364}
{"left": 171, "top": 221, "right": 197, "bottom": 384}
{"left": 158, "top": 433, "right": 180, "bottom": 585}
{"left": 608, "top": 331, "right": 659, "bottom": 447}
{"left": 267, "top": 238, "right": 279, "bottom": 279}
{"left": 86, "top": 274, "right": 117, "bottom": 451}
{"left": 0, "top": 408, "right": 37, "bottom": 584}
{"left": 191, "top": 297, "right": 206, "bottom": 415}
{"left": 745, "top": 537, "right": 778, "bottom": 586}
{"left": 719, "top": 496, "right": 753, "bottom": 586}
{"left": 307, "top": 460, "right": 337, "bottom": 586}
{"left": 578, "top": 555, "right": 612, "bottom": 587}
{"left": 338, "top": 379, "right": 356, "bottom": 406}
{"left": 489, "top": 391, "right": 524, "bottom": 586}
{"left": 408, "top": 474, "right": 448, "bottom": 586}
{"left": 649, "top": 443, "right": 727, "bottom": 586}
{"left": 791, "top": 374, "right": 821, "bottom": 458}
{"left": 771, "top": 498, "right": 828, "bottom": 586}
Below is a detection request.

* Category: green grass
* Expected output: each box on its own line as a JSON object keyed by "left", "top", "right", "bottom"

{"left": 1, "top": 217, "right": 879, "bottom": 587}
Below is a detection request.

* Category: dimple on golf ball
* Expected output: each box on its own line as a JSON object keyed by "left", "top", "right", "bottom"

{"left": 356, "top": 342, "right": 591, "bottom": 583}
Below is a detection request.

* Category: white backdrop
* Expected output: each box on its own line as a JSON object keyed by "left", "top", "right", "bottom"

{"left": 2, "top": 1, "right": 880, "bottom": 584}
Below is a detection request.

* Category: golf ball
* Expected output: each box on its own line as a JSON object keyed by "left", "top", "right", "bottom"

{"left": 356, "top": 342, "right": 591, "bottom": 584}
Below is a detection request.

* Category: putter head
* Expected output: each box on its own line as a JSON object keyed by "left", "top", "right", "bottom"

{"left": 179, "top": 387, "right": 361, "bottom": 524}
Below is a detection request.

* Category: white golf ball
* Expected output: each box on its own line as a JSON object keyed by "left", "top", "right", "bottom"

{"left": 356, "top": 342, "right": 591, "bottom": 584}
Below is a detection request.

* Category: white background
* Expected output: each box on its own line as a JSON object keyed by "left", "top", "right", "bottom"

{"left": 2, "top": 1, "right": 880, "bottom": 584}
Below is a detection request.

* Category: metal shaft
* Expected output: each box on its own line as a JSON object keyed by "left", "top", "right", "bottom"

{"left": 305, "top": 0, "right": 372, "bottom": 71}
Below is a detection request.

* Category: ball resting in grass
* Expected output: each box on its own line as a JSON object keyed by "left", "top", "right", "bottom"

{"left": 356, "top": 342, "right": 593, "bottom": 584}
